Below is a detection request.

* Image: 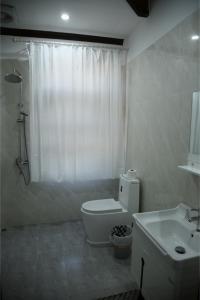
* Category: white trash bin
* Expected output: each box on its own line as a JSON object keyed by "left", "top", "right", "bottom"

{"left": 110, "top": 225, "right": 132, "bottom": 259}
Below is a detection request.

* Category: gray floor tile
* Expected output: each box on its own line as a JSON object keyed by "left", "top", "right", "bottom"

{"left": 2, "top": 221, "right": 136, "bottom": 300}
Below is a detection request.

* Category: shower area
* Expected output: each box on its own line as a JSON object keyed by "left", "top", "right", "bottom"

{"left": 1, "top": 59, "right": 31, "bottom": 226}
{"left": 1, "top": 41, "right": 131, "bottom": 300}
{"left": 4, "top": 67, "right": 30, "bottom": 185}
{"left": 1, "top": 55, "right": 119, "bottom": 228}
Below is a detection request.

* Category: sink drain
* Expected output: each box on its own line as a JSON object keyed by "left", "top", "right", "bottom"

{"left": 175, "top": 246, "right": 186, "bottom": 254}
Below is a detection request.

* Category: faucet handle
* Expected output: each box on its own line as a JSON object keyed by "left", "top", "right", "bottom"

{"left": 185, "top": 209, "right": 190, "bottom": 221}
{"left": 185, "top": 208, "right": 200, "bottom": 222}
{"left": 191, "top": 208, "right": 200, "bottom": 212}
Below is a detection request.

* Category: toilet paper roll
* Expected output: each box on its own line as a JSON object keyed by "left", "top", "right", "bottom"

{"left": 126, "top": 169, "right": 137, "bottom": 179}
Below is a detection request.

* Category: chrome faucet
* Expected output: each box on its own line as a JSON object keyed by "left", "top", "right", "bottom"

{"left": 186, "top": 208, "right": 200, "bottom": 232}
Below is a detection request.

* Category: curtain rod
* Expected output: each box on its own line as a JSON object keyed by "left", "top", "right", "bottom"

{"left": 13, "top": 38, "right": 128, "bottom": 51}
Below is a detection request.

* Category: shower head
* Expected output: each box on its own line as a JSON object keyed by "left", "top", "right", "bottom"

{"left": 4, "top": 69, "right": 22, "bottom": 83}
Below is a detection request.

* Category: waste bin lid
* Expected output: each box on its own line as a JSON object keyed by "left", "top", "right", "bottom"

{"left": 111, "top": 225, "right": 132, "bottom": 237}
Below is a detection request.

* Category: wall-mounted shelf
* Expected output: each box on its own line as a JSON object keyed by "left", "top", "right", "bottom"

{"left": 178, "top": 165, "right": 200, "bottom": 176}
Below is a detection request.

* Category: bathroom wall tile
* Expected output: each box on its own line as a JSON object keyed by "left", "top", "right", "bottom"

{"left": 126, "top": 10, "right": 200, "bottom": 212}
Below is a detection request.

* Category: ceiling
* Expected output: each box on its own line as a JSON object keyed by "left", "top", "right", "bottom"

{"left": 1, "top": 0, "right": 139, "bottom": 38}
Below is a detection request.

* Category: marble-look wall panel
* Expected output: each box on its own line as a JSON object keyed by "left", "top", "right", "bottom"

{"left": 126, "top": 11, "right": 200, "bottom": 212}
{"left": 0, "top": 59, "right": 3, "bottom": 231}
{"left": 1, "top": 60, "right": 119, "bottom": 228}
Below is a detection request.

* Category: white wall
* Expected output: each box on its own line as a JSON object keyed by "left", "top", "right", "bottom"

{"left": 126, "top": 11, "right": 200, "bottom": 212}
{"left": 126, "top": 0, "right": 198, "bottom": 62}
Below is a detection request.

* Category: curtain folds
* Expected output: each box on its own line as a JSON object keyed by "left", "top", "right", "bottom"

{"left": 29, "top": 42, "right": 126, "bottom": 182}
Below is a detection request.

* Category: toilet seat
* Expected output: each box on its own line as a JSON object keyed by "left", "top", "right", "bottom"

{"left": 82, "top": 198, "right": 122, "bottom": 214}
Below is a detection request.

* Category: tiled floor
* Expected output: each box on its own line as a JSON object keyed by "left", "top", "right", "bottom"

{"left": 2, "top": 221, "right": 136, "bottom": 300}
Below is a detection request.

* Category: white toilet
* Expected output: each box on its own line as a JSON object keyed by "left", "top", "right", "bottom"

{"left": 81, "top": 174, "right": 140, "bottom": 246}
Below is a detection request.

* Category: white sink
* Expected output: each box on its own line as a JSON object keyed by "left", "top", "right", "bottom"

{"left": 132, "top": 204, "right": 200, "bottom": 300}
{"left": 133, "top": 203, "right": 200, "bottom": 261}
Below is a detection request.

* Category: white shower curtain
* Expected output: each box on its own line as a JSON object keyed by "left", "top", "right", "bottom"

{"left": 29, "top": 42, "right": 127, "bottom": 182}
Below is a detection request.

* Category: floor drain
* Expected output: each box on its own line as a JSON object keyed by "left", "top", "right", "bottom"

{"left": 175, "top": 246, "right": 186, "bottom": 254}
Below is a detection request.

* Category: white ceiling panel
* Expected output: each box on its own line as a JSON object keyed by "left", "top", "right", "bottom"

{"left": 2, "top": 0, "right": 139, "bottom": 38}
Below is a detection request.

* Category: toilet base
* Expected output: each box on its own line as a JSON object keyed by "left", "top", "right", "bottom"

{"left": 81, "top": 208, "right": 132, "bottom": 247}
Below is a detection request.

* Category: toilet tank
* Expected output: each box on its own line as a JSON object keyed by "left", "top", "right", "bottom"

{"left": 118, "top": 174, "right": 139, "bottom": 213}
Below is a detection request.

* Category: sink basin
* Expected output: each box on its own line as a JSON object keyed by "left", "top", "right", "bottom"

{"left": 133, "top": 203, "right": 200, "bottom": 261}
{"left": 132, "top": 204, "right": 200, "bottom": 300}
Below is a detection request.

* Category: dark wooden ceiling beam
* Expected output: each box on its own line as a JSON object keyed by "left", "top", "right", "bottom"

{"left": 126, "top": 0, "right": 150, "bottom": 17}
{"left": 0, "top": 27, "right": 124, "bottom": 46}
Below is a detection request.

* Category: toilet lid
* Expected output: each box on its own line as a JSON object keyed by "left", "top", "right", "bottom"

{"left": 82, "top": 198, "right": 122, "bottom": 214}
